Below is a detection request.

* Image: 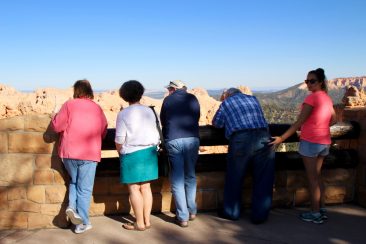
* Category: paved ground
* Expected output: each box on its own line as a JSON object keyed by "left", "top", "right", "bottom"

{"left": 1, "top": 204, "right": 366, "bottom": 244}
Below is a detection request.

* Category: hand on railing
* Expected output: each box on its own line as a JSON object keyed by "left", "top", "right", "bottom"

{"left": 268, "top": 136, "right": 282, "bottom": 146}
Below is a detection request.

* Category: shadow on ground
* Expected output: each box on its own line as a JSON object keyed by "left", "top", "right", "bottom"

{"left": 1, "top": 204, "right": 366, "bottom": 244}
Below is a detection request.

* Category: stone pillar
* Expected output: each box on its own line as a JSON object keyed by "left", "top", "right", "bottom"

{"left": 343, "top": 108, "right": 366, "bottom": 207}
{"left": 0, "top": 115, "right": 69, "bottom": 229}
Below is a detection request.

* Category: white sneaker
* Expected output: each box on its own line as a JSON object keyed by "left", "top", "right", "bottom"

{"left": 66, "top": 207, "right": 83, "bottom": 225}
{"left": 75, "top": 224, "right": 93, "bottom": 234}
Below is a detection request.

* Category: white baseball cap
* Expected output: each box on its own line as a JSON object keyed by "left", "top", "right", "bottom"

{"left": 165, "top": 80, "right": 186, "bottom": 89}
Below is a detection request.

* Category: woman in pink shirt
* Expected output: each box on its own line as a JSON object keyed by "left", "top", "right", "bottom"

{"left": 270, "top": 68, "right": 336, "bottom": 224}
{"left": 51, "top": 80, "right": 108, "bottom": 233}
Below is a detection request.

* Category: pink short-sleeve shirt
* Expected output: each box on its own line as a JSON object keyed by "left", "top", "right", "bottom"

{"left": 51, "top": 98, "right": 108, "bottom": 162}
{"left": 300, "top": 91, "right": 333, "bottom": 145}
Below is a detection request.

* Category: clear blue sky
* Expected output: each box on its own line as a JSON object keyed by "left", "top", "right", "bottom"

{"left": 0, "top": 0, "right": 365, "bottom": 91}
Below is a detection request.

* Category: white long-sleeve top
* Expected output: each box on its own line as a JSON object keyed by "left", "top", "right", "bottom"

{"left": 115, "top": 104, "right": 159, "bottom": 154}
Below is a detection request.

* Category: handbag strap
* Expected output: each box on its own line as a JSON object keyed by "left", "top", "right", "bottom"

{"left": 149, "top": 106, "right": 166, "bottom": 148}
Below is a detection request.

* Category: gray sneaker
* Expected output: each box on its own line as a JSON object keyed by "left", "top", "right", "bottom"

{"left": 299, "top": 211, "right": 323, "bottom": 224}
{"left": 66, "top": 207, "right": 83, "bottom": 225}
{"left": 320, "top": 208, "right": 328, "bottom": 220}
{"left": 75, "top": 224, "right": 92, "bottom": 234}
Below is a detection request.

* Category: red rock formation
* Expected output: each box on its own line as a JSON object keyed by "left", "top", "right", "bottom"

{"left": 342, "top": 85, "right": 366, "bottom": 107}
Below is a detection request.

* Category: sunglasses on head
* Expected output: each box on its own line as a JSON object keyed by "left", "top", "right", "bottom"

{"left": 304, "top": 79, "right": 318, "bottom": 84}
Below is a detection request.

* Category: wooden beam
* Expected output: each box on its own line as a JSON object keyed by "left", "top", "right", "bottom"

{"left": 102, "top": 122, "right": 360, "bottom": 150}
{"left": 97, "top": 149, "right": 358, "bottom": 176}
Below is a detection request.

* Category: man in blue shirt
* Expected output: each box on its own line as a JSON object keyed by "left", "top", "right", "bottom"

{"left": 213, "top": 88, "right": 275, "bottom": 224}
{"left": 160, "top": 80, "right": 200, "bottom": 227}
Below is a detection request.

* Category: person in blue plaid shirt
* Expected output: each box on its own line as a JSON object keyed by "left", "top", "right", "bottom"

{"left": 212, "top": 88, "right": 275, "bottom": 224}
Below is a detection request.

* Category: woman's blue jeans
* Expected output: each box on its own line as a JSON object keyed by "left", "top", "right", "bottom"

{"left": 223, "top": 129, "right": 275, "bottom": 222}
{"left": 166, "top": 137, "right": 200, "bottom": 221}
{"left": 63, "top": 159, "right": 97, "bottom": 225}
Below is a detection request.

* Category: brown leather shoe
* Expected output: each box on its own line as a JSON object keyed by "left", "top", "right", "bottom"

{"left": 175, "top": 219, "right": 188, "bottom": 228}
{"left": 189, "top": 214, "right": 196, "bottom": 221}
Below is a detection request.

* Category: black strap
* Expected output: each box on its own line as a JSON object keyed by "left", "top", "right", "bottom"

{"left": 149, "top": 106, "right": 166, "bottom": 149}
{"left": 149, "top": 106, "right": 170, "bottom": 176}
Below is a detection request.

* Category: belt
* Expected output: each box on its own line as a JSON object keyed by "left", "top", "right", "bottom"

{"left": 233, "top": 128, "right": 267, "bottom": 135}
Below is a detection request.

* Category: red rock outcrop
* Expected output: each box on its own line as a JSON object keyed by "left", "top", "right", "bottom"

{"left": 342, "top": 85, "right": 366, "bottom": 107}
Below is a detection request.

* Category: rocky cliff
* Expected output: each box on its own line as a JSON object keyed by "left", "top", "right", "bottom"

{"left": 256, "top": 76, "right": 366, "bottom": 107}
{"left": 0, "top": 84, "right": 239, "bottom": 127}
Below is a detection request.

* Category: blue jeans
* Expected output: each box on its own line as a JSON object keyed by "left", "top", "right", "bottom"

{"left": 63, "top": 159, "right": 97, "bottom": 225}
{"left": 223, "top": 129, "right": 275, "bottom": 222}
{"left": 166, "top": 137, "right": 200, "bottom": 221}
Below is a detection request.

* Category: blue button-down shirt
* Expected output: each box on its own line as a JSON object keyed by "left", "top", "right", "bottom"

{"left": 212, "top": 93, "right": 268, "bottom": 139}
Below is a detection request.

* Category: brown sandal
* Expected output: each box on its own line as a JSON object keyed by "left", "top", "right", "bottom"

{"left": 122, "top": 222, "right": 146, "bottom": 231}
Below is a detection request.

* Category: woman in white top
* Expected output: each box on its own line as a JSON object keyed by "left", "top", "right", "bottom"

{"left": 115, "top": 80, "right": 159, "bottom": 231}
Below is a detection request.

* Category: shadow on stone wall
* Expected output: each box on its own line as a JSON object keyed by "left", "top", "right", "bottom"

{"left": 43, "top": 122, "right": 69, "bottom": 228}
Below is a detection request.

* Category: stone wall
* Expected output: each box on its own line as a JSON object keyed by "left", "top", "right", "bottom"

{"left": 0, "top": 111, "right": 363, "bottom": 229}
{"left": 0, "top": 115, "right": 68, "bottom": 229}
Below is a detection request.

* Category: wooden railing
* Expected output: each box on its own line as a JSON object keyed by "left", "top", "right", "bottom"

{"left": 97, "top": 122, "right": 360, "bottom": 175}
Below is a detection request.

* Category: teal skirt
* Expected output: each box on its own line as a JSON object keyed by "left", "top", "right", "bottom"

{"left": 120, "top": 146, "right": 158, "bottom": 184}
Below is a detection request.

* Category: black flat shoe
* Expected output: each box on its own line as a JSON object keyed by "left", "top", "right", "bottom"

{"left": 217, "top": 210, "right": 239, "bottom": 221}
{"left": 251, "top": 218, "right": 267, "bottom": 225}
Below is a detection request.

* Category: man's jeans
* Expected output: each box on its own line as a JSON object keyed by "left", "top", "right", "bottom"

{"left": 223, "top": 129, "right": 275, "bottom": 222}
{"left": 166, "top": 137, "right": 200, "bottom": 221}
{"left": 63, "top": 159, "right": 97, "bottom": 225}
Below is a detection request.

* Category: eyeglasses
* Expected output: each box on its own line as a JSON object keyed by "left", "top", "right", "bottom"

{"left": 304, "top": 79, "right": 318, "bottom": 84}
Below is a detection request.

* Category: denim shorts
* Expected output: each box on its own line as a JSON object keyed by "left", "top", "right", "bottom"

{"left": 299, "top": 140, "right": 330, "bottom": 157}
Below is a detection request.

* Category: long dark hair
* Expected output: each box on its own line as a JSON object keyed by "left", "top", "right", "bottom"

{"left": 308, "top": 68, "right": 328, "bottom": 92}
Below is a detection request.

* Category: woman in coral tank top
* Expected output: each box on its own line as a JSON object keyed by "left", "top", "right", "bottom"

{"left": 270, "top": 68, "right": 336, "bottom": 224}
